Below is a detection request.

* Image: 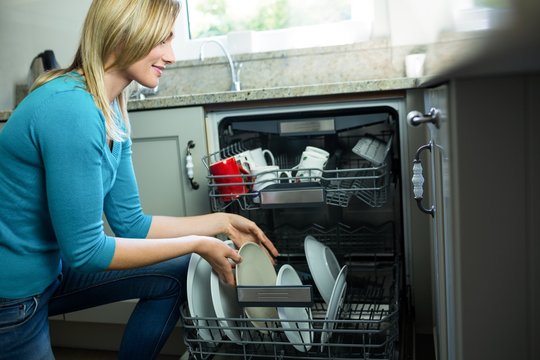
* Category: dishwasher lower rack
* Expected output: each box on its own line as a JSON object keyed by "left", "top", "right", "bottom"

{"left": 180, "top": 267, "right": 399, "bottom": 360}
{"left": 202, "top": 142, "right": 391, "bottom": 212}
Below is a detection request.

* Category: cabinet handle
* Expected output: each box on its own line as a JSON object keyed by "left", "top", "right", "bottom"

{"left": 412, "top": 141, "right": 435, "bottom": 217}
{"left": 407, "top": 107, "right": 440, "bottom": 128}
{"left": 186, "top": 140, "right": 200, "bottom": 190}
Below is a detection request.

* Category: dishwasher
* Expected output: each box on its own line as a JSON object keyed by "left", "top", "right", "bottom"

{"left": 181, "top": 97, "right": 411, "bottom": 360}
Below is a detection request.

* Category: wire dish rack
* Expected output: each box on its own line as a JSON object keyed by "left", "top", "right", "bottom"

{"left": 181, "top": 222, "right": 400, "bottom": 360}
{"left": 202, "top": 139, "right": 392, "bottom": 212}
{"left": 181, "top": 264, "right": 399, "bottom": 360}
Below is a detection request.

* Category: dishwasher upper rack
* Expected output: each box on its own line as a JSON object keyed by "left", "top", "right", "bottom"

{"left": 202, "top": 142, "right": 391, "bottom": 212}
{"left": 181, "top": 265, "right": 400, "bottom": 360}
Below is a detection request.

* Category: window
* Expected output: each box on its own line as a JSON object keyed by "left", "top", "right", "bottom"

{"left": 453, "top": 0, "right": 512, "bottom": 32}
{"left": 187, "top": 0, "right": 355, "bottom": 39}
{"left": 173, "top": 0, "right": 513, "bottom": 60}
{"left": 174, "top": 0, "right": 374, "bottom": 60}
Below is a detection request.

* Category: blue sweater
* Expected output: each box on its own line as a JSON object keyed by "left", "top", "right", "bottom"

{"left": 0, "top": 73, "right": 152, "bottom": 299}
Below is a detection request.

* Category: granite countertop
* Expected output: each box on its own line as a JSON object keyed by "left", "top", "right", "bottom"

{"left": 1, "top": 77, "right": 420, "bottom": 121}
{"left": 127, "top": 77, "right": 420, "bottom": 111}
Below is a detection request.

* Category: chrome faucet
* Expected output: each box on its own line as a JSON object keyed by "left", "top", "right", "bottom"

{"left": 199, "top": 40, "right": 241, "bottom": 92}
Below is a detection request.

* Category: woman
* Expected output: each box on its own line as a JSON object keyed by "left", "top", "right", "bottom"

{"left": 0, "top": 0, "right": 278, "bottom": 359}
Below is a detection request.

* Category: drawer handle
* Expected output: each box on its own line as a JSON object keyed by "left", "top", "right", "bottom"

{"left": 412, "top": 141, "right": 434, "bottom": 217}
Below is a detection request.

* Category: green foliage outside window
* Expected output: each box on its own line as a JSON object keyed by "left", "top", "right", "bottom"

{"left": 475, "top": 0, "right": 509, "bottom": 8}
{"left": 187, "top": 0, "right": 351, "bottom": 39}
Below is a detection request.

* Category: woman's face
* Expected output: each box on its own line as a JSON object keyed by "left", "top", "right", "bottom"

{"left": 124, "top": 30, "right": 176, "bottom": 88}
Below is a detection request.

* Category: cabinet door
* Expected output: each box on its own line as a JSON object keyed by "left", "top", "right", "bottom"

{"left": 424, "top": 85, "right": 453, "bottom": 360}
{"left": 408, "top": 86, "right": 454, "bottom": 360}
{"left": 129, "top": 107, "right": 210, "bottom": 217}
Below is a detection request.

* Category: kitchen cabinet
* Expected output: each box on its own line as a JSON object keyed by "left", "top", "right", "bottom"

{"left": 52, "top": 107, "right": 208, "bottom": 355}
{"left": 129, "top": 106, "right": 210, "bottom": 217}
{"left": 413, "top": 74, "right": 540, "bottom": 360}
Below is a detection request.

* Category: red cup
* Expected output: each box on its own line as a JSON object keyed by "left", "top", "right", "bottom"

{"left": 209, "top": 157, "right": 249, "bottom": 202}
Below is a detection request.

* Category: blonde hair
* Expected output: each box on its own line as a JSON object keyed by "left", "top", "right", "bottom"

{"left": 31, "top": 0, "right": 181, "bottom": 141}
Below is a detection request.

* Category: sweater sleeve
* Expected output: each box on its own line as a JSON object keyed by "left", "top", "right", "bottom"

{"left": 35, "top": 90, "right": 115, "bottom": 272}
{"left": 104, "top": 135, "right": 152, "bottom": 238}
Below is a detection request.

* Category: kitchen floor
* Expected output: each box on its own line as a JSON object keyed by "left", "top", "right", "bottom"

{"left": 53, "top": 347, "right": 180, "bottom": 360}
{"left": 53, "top": 347, "right": 250, "bottom": 360}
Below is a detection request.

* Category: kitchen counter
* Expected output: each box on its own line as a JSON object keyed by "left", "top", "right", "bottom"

{"left": 0, "top": 78, "right": 420, "bottom": 121}
{"left": 127, "top": 77, "right": 419, "bottom": 111}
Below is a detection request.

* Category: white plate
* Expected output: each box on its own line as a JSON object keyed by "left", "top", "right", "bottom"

{"left": 187, "top": 252, "right": 222, "bottom": 343}
{"left": 276, "top": 264, "right": 313, "bottom": 352}
{"left": 236, "top": 242, "right": 278, "bottom": 330}
{"left": 320, "top": 265, "right": 348, "bottom": 351}
{"left": 304, "top": 235, "right": 341, "bottom": 304}
{"left": 210, "top": 240, "right": 243, "bottom": 343}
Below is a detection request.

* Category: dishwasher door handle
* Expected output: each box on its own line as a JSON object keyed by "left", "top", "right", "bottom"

{"left": 412, "top": 141, "right": 435, "bottom": 217}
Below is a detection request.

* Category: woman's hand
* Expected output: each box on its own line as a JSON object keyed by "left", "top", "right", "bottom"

{"left": 195, "top": 236, "right": 242, "bottom": 286}
{"left": 217, "top": 213, "right": 279, "bottom": 263}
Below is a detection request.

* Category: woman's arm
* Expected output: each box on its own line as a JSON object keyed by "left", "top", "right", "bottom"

{"left": 147, "top": 212, "right": 279, "bottom": 259}
{"left": 108, "top": 235, "right": 242, "bottom": 285}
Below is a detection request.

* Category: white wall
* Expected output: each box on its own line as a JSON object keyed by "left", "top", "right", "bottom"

{"left": 0, "top": 0, "right": 92, "bottom": 110}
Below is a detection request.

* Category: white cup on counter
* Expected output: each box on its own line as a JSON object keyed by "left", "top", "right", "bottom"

{"left": 405, "top": 53, "right": 426, "bottom": 78}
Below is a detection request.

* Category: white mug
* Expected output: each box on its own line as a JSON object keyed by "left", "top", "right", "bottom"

{"left": 233, "top": 150, "right": 257, "bottom": 171}
{"left": 249, "top": 148, "right": 275, "bottom": 168}
{"left": 251, "top": 165, "right": 279, "bottom": 203}
{"left": 251, "top": 165, "right": 279, "bottom": 192}
{"left": 234, "top": 148, "right": 275, "bottom": 171}
{"left": 304, "top": 146, "right": 329, "bottom": 160}
{"left": 294, "top": 151, "right": 328, "bottom": 182}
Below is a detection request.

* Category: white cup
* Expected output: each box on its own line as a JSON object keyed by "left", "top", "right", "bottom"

{"left": 278, "top": 170, "right": 293, "bottom": 183}
{"left": 294, "top": 151, "right": 328, "bottom": 182}
{"left": 405, "top": 53, "right": 426, "bottom": 78}
{"left": 251, "top": 165, "right": 279, "bottom": 203}
{"left": 234, "top": 148, "right": 275, "bottom": 171}
{"left": 234, "top": 150, "right": 259, "bottom": 172}
{"left": 305, "top": 146, "right": 329, "bottom": 159}
{"left": 251, "top": 165, "right": 279, "bottom": 192}
{"left": 249, "top": 148, "right": 275, "bottom": 168}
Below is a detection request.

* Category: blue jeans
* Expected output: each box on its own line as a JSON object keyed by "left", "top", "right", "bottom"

{"left": 0, "top": 255, "right": 190, "bottom": 360}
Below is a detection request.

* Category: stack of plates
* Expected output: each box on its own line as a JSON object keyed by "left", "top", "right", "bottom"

{"left": 186, "top": 236, "right": 348, "bottom": 352}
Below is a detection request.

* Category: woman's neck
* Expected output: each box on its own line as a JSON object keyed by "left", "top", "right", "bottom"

{"left": 104, "top": 69, "right": 130, "bottom": 103}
